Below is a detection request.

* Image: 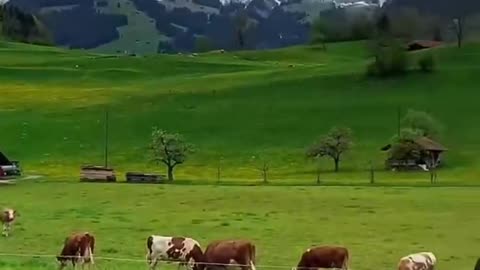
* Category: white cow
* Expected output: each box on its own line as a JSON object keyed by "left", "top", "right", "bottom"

{"left": 146, "top": 235, "right": 204, "bottom": 270}
{"left": 398, "top": 252, "right": 437, "bottom": 270}
{"left": 1, "top": 208, "right": 17, "bottom": 237}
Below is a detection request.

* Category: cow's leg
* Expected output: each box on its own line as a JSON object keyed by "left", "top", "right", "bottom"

{"left": 2, "top": 222, "right": 9, "bottom": 237}
{"left": 240, "top": 261, "right": 250, "bottom": 270}
{"left": 149, "top": 257, "right": 159, "bottom": 270}
{"left": 57, "top": 260, "right": 67, "bottom": 270}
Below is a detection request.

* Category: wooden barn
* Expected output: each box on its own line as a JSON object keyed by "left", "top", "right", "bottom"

{"left": 382, "top": 136, "right": 448, "bottom": 171}
{"left": 407, "top": 40, "right": 443, "bottom": 51}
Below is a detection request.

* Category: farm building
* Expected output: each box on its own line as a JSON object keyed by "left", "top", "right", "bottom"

{"left": 0, "top": 151, "right": 21, "bottom": 177}
{"left": 381, "top": 136, "right": 448, "bottom": 171}
{"left": 407, "top": 40, "right": 443, "bottom": 51}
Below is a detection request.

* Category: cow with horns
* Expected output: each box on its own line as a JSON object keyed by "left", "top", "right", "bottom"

{"left": 397, "top": 252, "right": 436, "bottom": 270}
{"left": 56, "top": 232, "right": 95, "bottom": 270}
{"left": 1, "top": 208, "right": 17, "bottom": 237}
{"left": 292, "top": 246, "right": 349, "bottom": 270}
{"left": 202, "top": 239, "right": 257, "bottom": 270}
{"left": 146, "top": 235, "right": 204, "bottom": 270}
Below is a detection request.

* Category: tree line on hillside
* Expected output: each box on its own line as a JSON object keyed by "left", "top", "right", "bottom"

{"left": 149, "top": 109, "right": 444, "bottom": 184}
{"left": 0, "top": 5, "right": 51, "bottom": 45}
{"left": 311, "top": 4, "right": 479, "bottom": 50}
{"left": 311, "top": 8, "right": 441, "bottom": 78}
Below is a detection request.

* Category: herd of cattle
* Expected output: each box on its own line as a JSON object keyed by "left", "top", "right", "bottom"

{"left": 2, "top": 208, "right": 480, "bottom": 270}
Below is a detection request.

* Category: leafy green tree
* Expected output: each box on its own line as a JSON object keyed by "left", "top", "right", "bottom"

{"left": 401, "top": 109, "right": 442, "bottom": 139}
{"left": 195, "top": 36, "right": 214, "bottom": 53}
{"left": 307, "top": 127, "right": 354, "bottom": 172}
{"left": 310, "top": 17, "right": 328, "bottom": 50}
{"left": 149, "top": 127, "right": 195, "bottom": 181}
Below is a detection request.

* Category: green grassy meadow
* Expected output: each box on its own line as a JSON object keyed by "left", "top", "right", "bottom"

{"left": 1, "top": 40, "right": 480, "bottom": 184}
{"left": 1, "top": 41, "right": 480, "bottom": 270}
{"left": 1, "top": 182, "right": 480, "bottom": 270}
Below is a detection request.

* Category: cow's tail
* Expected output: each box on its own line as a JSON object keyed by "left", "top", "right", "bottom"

{"left": 88, "top": 245, "right": 95, "bottom": 265}
{"left": 87, "top": 233, "right": 95, "bottom": 265}
{"left": 146, "top": 236, "right": 154, "bottom": 261}
{"left": 249, "top": 243, "right": 256, "bottom": 270}
{"left": 342, "top": 249, "right": 349, "bottom": 270}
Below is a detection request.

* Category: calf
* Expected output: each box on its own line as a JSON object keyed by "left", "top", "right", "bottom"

{"left": 146, "top": 235, "right": 204, "bottom": 270}
{"left": 293, "top": 246, "right": 349, "bottom": 270}
{"left": 202, "top": 239, "right": 256, "bottom": 270}
{"left": 398, "top": 252, "right": 436, "bottom": 270}
{"left": 1, "top": 208, "right": 17, "bottom": 237}
{"left": 56, "top": 232, "right": 95, "bottom": 270}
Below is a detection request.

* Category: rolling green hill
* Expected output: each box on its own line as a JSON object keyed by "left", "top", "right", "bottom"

{"left": 1, "top": 41, "right": 480, "bottom": 184}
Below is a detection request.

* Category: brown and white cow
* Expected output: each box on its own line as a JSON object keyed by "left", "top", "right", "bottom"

{"left": 56, "top": 232, "right": 95, "bottom": 270}
{"left": 202, "top": 240, "right": 256, "bottom": 270}
{"left": 146, "top": 235, "right": 204, "bottom": 270}
{"left": 292, "top": 246, "right": 349, "bottom": 270}
{"left": 1, "top": 208, "right": 17, "bottom": 237}
{"left": 397, "top": 252, "right": 436, "bottom": 270}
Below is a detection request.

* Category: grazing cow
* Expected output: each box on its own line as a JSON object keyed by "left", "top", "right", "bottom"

{"left": 56, "top": 232, "right": 95, "bottom": 270}
{"left": 1, "top": 208, "right": 17, "bottom": 237}
{"left": 202, "top": 240, "right": 256, "bottom": 270}
{"left": 475, "top": 258, "right": 480, "bottom": 270}
{"left": 146, "top": 235, "right": 204, "bottom": 270}
{"left": 397, "top": 252, "right": 436, "bottom": 270}
{"left": 293, "top": 246, "right": 349, "bottom": 270}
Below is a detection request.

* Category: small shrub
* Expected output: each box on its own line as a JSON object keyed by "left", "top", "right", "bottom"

{"left": 367, "top": 42, "right": 409, "bottom": 77}
{"left": 390, "top": 45, "right": 409, "bottom": 75}
{"left": 366, "top": 62, "right": 379, "bottom": 76}
{"left": 418, "top": 53, "right": 435, "bottom": 73}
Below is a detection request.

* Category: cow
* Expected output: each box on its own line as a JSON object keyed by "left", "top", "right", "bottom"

{"left": 1, "top": 208, "right": 17, "bottom": 237}
{"left": 146, "top": 235, "right": 204, "bottom": 270}
{"left": 292, "top": 246, "right": 349, "bottom": 270}
{"left": 475, "top": 258, "right": 480, "bottom": 270}
{"left": 397, "top": 252, "right": 436, "bottom": 270}
{"left": 202, "top": 240, "right": 256, "bottom": 270}
{"left": 56, "top": 232, "right": 95, "bottom": 270}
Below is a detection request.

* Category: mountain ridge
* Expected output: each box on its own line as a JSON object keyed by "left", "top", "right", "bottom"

{"left": 4, "top": 0, "right": 479, "bottom": 53}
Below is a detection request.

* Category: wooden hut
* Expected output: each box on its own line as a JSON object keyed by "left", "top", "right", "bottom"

{"left": 407, "top": 40, "right": 443, "bottom": 51}
{"left": 382, "top": 136, "right": 447, "bottom": 170}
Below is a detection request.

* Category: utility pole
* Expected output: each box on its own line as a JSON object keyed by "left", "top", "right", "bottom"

{"left": 397, "top": 106, "right": 401, "bottom": 137}
{"left": 104, "top": 107, "right": 109, "bottom": 168}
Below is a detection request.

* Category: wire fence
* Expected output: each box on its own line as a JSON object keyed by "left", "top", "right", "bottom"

{"left": 0, "top": 252, "right": 313, "bottom": 269}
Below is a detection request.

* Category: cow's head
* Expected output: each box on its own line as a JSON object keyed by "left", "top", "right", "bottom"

{"left": 190, "top": 244, "right": 205, "bottom": 270}
{"left": 397, "top": 259, "right": 412, "bottom": 270}
{"left": 3, "top": 209, "right": 16, "bottom": 221}
{"left": 79, "top": 233, "right": 94, "bottom": 253}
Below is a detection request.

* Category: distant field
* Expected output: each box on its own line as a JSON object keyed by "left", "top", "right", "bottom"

{"left": 0, "top": 41, "right": 480, "bottom": 184}
{"left": 0, "top": 182, "right": 479, "bottom": 270}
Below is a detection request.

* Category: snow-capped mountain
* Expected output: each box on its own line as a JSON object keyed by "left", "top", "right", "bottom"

{"left": 0, "top": 0, "right": 408, "bottom": 53}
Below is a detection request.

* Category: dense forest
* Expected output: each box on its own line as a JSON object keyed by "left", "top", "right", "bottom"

{"left": 0, "top": 4, "right": 52, "bottom": 45}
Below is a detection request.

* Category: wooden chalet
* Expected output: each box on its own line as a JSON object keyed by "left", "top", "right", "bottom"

{"left": 407, "top": 40, "right": 443, "bottom": 51}
{"left": 382, "top": 136, "right": 448, "bottom": 170}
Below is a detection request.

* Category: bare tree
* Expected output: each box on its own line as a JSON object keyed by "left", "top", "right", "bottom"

{"left": 252, "top": 155, "right": 269, "bottom": 183}
{"left": 149, "top": 127, "right": 195, "bottom": 181}
{"left": 307, "top": 127, "right": 354, "bottom": 172}
{"left": 452, "top": 17, "right": 466, "bottom": 48}
{"left": 233, "top": 11, "right": 251, "bottom": 49}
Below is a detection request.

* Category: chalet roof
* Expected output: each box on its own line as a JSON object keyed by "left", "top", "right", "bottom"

{"left": 414, "top": 136, "right": 448, "bottom": 151}
{"left": 0, "top": 152, "right": 12, "bottom": 165}
{"left": 380, "top": 136, "right": 447, "bottom": 152}
{"left": 407, "top": 40, "right": 443, "bottom": 50}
